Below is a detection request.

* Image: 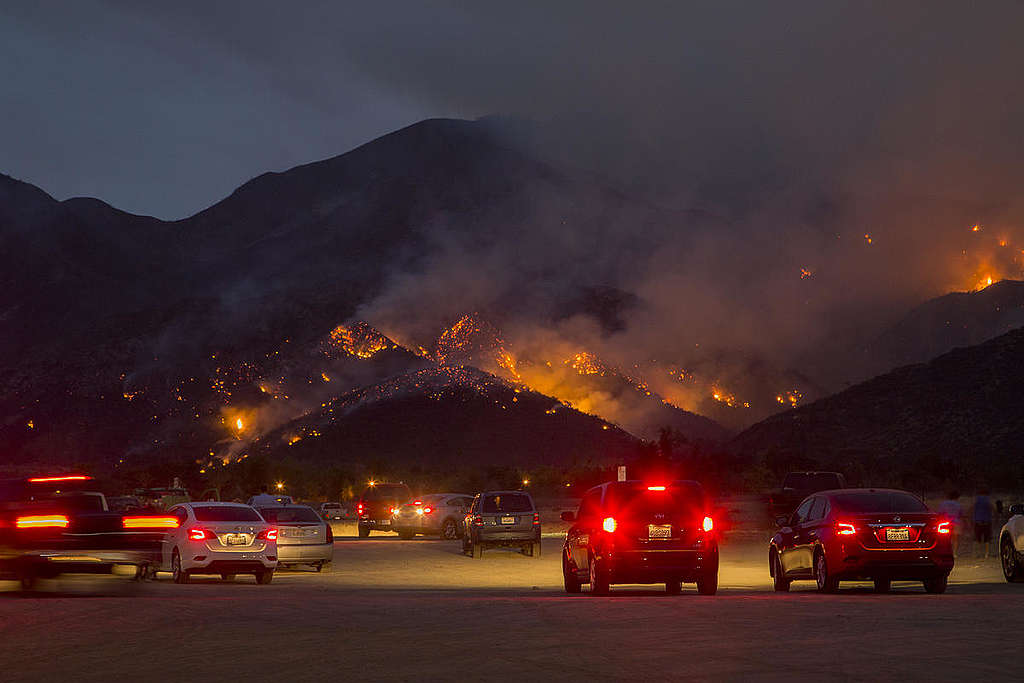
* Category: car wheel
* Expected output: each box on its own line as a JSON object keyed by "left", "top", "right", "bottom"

{"left": 923, "top": 575, "right": 947, "bottom": 594}
{"left": 697, "top": 571, "right": 718, "bottom": 595}
{"left": 1001, "top": 536, "right": 1023, "bottom": 582}
{"left": 441, "top": 519, "right": 459, "bottom": 540}
{"left": 873, "top": 578, "right": 891, "bottom": 593}
{"left": 771, "top": 552, "right": 790, "bottom": 592}
{"left": 171, "top": 549, "right": 189, "bottom": 584}
{"left": 221, "top": 573, "right": 236, "bottom": 582}
{"left": 563, "top": 552, "right": 582, "bottom": 593}
{"left": 589, "top": 554, "right": 609, "bottom": 595}
{"left": 666, "top": 580, "right": 682, "bottom": 595}
{"left": 473, "top": 541, "right": 484, "bottom": 559}
{"left": 531, "top": 542, "right": 542, "bottom": 558}
{"left": 314, "top": 562, "right": 324, "bottom": 573}
{"left": 815, "top": 550, "right": 838, "bottom": 593}
{"left": 19, "top": 571, "right": 37, "bottom": 591}
{"left": 398, "top": 529, "right": 414, "bottom": 540}
{"left": 255, "top": 570, "right": 274, "bottom": 585}
{"left": 358, "top": 525, "right": 370, "bottom": 538}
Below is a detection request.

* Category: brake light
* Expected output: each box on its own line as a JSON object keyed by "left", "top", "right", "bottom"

{"left": 413, "top": 500, "right": 422, "bottom": 505}
{"left": 16, "top": 514, "right": 70, "bottom": 529}
{"left": 389, "top": 507, "right": 399, "bottom": 515}
{"left": 472, "top": 515, "right": 483, "bottom": 527}
{"left": 423, "top": 507, "right": 433, "bottom": 514}
{"left": 602, "top": 517, "right": 617, "bottom": 533}
{"left": 28, "top": 475, "right": 91, "bottom": 483}
{"left": 533, "top": 512, "right": 540, "bottom": 525}
{"left": 357, "top": 502, "right": 365, "bottom": 516}
{"left": 836, "top": 522, "right": 857, "bottom": 536}
{"left": 257, "top": 528, "right": 278, "bottom": 542}
{"left": 702, "top": 516, "right": 714, "bottom": 532}
{"left": 325, "top": 524, "right": 334, "bottom": 542}
{"left": 188, "top": 528, "right": 210, "bottom": 541}
{"left": 122, "top": 516, "right": 179, "bottom": 529}
{"left": 937, "top": 521, "right": 951, "bottom": 534}
{"left": 647, "top": 485, "right": 666, "bottom": 491}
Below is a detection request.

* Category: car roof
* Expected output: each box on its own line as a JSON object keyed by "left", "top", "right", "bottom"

{"left": 254, "top": 503, "right": 315, "bottom": 510}
{"left": 185, "top": 501, "right": 254, "bottom": 507}
{"left": 479, "top": 490, "right": 533, "bottom": 496}
{"left": 818, "top": 487, "right": 914, "bottom": 497}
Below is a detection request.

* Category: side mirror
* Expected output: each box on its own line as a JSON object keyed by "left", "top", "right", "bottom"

{"left": 1009, "top": 504, "right": 1024, "bottom": 517}
{"left": 560, "top": 511, "right": 576, "bottom": 522}
{"left": 775, "top": 516, "right": 790, "bottom": 528}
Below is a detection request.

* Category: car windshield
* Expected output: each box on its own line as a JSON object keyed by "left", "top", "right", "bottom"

{"left": 193, "top": 505, "right": 263, "bottom": 522}
{"left": 365, "top": 485, "right": 410, "bottom": 501}
{"left": 783, "top": 473, "right": 842, "bottom": 492}
{"left": 482, "top": 493, "right": 533, "bottom": 513}
{"left": 606, "top": 483, "right": 704, "bottom": 518}
{"left": 832, "top": 492, "right": 928, "bottom": 514}
{"left": 257, "top": 507, "right": 321, "bottom": 523}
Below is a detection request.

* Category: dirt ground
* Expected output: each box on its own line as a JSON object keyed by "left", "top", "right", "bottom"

{"left": 1, "top": 524, "right": 1019, "bottom": 682}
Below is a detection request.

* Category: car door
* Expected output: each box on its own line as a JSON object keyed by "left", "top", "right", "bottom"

{"left": 161, "top": 505, "right": 190, "bottom": 569}
{"left": 796, "top": 497, "right": 828, "bottom": 571}
{"left": 779, "top": 497, "right": 814, "bottom": 576}
{"left": 568, "top": 487, "right": 603, "bottom": 570}
{"left": 464, "top": 495, "right": 481, "bottom": 537}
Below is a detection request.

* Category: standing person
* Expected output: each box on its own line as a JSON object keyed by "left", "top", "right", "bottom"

{"left": 973, "top": 488, "right": 994, "bottom": 559}
{"left": 937, "top": 490, "right": 963, "bottom": 558}
{"left": 247, "top": 484, "right": 279, "bottom": 507}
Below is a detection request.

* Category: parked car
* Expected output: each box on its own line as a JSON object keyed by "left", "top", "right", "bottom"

{"left": 392, "top": 493, "right": 473, "bottom": 539}
{"left": 158, "top": 503, "right": 278, "bottom": 584}
{"left": 356, "top": 483, "right": 412, "bottom": 538}
{"left": 319, "top": 502, "right": 345, "bottom": 520}
{"left": 769, "top": 472, "right": 847, "bottom": 519}
{"left": 462, "top": 491, "right": 540, "bottom": 558}
{"left": 999, "top": 503, "right": 1024, "bottom": 583}
{"left": 255, "top": 505, "right": 333, "bottom": 571}
{"left": 560, "top": 480, "right": 718, "bottom": 595}
{"left": 769, "top": 488, "right": 953, "bottom": 593}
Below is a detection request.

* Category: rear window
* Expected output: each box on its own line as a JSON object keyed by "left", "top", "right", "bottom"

{"left": 831, "top": 492, "right": 928, "bottom": 514}
{"left": 193, "top": 505, "right": 263, "bottom": 522}
{"left": 606, "top": 483, "right": 704, "bottom": 518}
{"left": 364, "top": 485, "right": 411, "bottom": 501}
{"left": 482, "top": 493, "right": 534, "bottom": 513}
{"left": 258, "top": 507, "right": 321, "bottom": 523}
{"left": 322, "top": 503, "right": 342, "bottom": 509}
{"left": 783, "top": 473, "right": 843, "bottom": 492}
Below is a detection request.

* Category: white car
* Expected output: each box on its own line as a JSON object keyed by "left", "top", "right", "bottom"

{"left": 160, "top": 503, "right": 278, "bottom": 584}
{"left": 1000, "top": 503, "right": 1024, "bottom": 583}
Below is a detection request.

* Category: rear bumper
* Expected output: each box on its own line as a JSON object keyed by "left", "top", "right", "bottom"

{"left": 189, "top": 560, "right": 276, "bottom": 575}
{"left": 184, "top": 551, "right": 276, "bottom": 573}
{"left": 476, "top": 529, "right": 540, "bottom": 545}
{"left": 835, "top": 551, "right": 953, "bottom": 580}
{"left": 605, "top": 548, "right": 718, "bottom": 583}
{"left": 1, "top": 549, "right": 149, "bottom": 580}
{"left": 359, "top": 519, "right": 396, "bottom": 532}
{"left": 277, "top": 543, "right": 334, "bottom": 564}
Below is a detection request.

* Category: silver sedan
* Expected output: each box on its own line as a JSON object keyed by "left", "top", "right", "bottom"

{"left": 255, "top": 505, "right": 334, "bottom": 571}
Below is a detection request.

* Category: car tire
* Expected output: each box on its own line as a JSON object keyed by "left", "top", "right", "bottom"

{"left": 771, "top": 553, "right": 790, "bottom": 592}
{"left": 589, "top": 554, "right": 609, "bottom": 595}
{"left": 873, "top": 578, "right": 891, "bottom": 593}
{"left": 314, "top": 562, "right": 324, "bottom": 573}
{"left": 220, "top": 573, "right": 236, "bottom": 582}
{"left": 563, "top": 553, "right": 582, "bottom": 593}
{"left": 697, "top": 571, "right": 718, "bottom": 595}
{"left": 473, "top": 541, "right": 484, "bottom": 559}
{"left": 255, "top": 570, "right": 274, "bottom": 585}
{"left": 666, "top": 580, "right": 682, "bottom": 595}
{"left": 923, "top": 575, "right": 947, "bottom": 594}
{"left": 815, "top": 550, "right": 838, "bottom": 593}
{"left": 171, "top": 549, "right": 189, "bottom": 585}
{"left": 1001, "top": 536, "right": 1023, "bottom": 582}
{"left": 358, "top": 525, "right": 370, "bottom": 538}
{"left": 441, "top": 519, "right": 459, "bottom": 540}
{"left": 531, "top": 542, "right": 542, "bottom": 558}
{"left": 398, "top": 529, "right": 414, "bottom": 540}
{"left": 461, "top": 536, "right": 471, "bottom": 556}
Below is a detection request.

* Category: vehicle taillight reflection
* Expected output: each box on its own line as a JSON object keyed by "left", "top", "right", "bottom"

{"left": 188, "top": 528, "right": 210, "bottom": 541}
{"left": 937, "top": 521, "right": 951, "bottom": 534}
{"left": 602, "top": 517, "right": 617, "bottom": 533}
{"left": 702, "top": 516, "right": 714, "bottom": 533}
{"left": 16, "top": 514, "right": 70, "bottom": 529}
{"left": 122, "top": 516, "right": 179, "bottom": 529}
{"left": 836, "top": 522, "right": 857, "bottom": 536}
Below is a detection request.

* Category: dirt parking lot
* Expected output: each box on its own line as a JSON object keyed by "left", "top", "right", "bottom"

{"left": 1, "top": 526, "right": 1019, "bottom": 682}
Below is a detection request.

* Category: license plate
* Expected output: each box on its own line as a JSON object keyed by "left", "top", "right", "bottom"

{"left": 885, "top": 527, "right": 910, "bottom": 542}
{"left": 501, "top": 516, "right": 516, "bottom": 525}
{"left": 648, "top": 524, "right": 672, "bottom": 539}
{"left": 225, "top": 534, "right": 247, "bottom": 545}
{"left": 377, "top": 519, "right": 390, "bottom": 526}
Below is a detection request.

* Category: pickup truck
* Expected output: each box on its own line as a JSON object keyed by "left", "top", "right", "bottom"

{"left": 768, "top": 471, "right": 847, "bottom": 520}
{"left": 0, "top": 475, "right": 177, "bottom": 588}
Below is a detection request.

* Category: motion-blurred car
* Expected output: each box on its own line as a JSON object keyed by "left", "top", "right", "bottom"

{"left": 319, "top": 502, "right": 345, "bottom": 520}
{"left": 561, "top": 480, "right": 718, "bottom": 595}
{"left": 769, "top": 488, "right": 953, "bottom": 593}
{"left": 392, "top": 493, "right": 473, "bottom": 539}
{"left": 159, "top": 503, "right": 278, "bottom": 584}
{"left": 999, "top": 503, "right": 1024, "bottom": 583}
{"left": 768, "top": 471, "right": 847, "bottom": 518}
{"left": 356, "top": 483, "right": 412, "bottom": 538}
{"left": 255, "top": 504, "right": 333, "bottom": 571}
{"left": 106, "top": 495, "right": 144, "bottom": 512}
{"left": 462, "top": 491, "right": 540, "bottom": 558}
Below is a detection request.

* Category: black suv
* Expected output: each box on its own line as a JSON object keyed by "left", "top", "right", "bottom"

{"left": 355, "top": 483, "right": 412, "bottom": 538}
{"left": 561, "top": 480, "right": 718, "bottom": 595}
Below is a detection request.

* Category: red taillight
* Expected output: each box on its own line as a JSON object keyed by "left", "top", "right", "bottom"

{"left": 123, "top": 516, "right": 179, "bottom": 529}
{"left": 423, "top": 507, "right": 433, "bottom": 514}
{"left": 472, "top": 515, "right": 483, "bottom": 527}
{"left": 356, "top": 502, "right": 365, "bottom": 516}
{"left": 325, "top": 524, "right": 334, "bottom": 542}
{"left": 937, "top": 521, "right": 951, "bottom": 534}
{"left": 413, "top": 500, "right": 422, "bottom": 505}
{"left": 533, "top": 512, "right": 540, "bottom": 525}
{"left": 836, "top": 522, "right": 857, "bottom": 536}
{"left": 257, "top": 528, "right": 278, "bottom": 542}
{"left": 602, "top": 517, "right": 617, "bottom": 533}
{"left": 28, "top": 475, "right": 91, "bottom": 483}
{"left": 389, "top": 507, "right": 399, "bottom": 515}
{"left": 702, "top": 516, "right": 714, "bottom": 533}
{"left": 647, "top": 485, "right": 666, "bottom": 491}
{"left": 16, "top": 514, "right": 70, "bottom": 529}
{"left": 188, "top": 528, "right": 210, "bottom": 541}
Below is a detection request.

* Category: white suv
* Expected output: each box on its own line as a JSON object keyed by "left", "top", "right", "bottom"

{"left": 160, "top": 503, "right": 278, "bottom": 584}
{"left": 1000, "top": 503, "right": 1024, "bottom": 583}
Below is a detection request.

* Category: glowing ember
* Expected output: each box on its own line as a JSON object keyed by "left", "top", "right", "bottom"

{"left": 775, "top": 390, "right": 803, "bottom": 408}
{"left": 326, "top": 322, "right": 391, "bottom": 359}
{"left": 236, "top": 418, "right": 244, "bottom": 430}
{"left": 800, "top": 268, "right": 813, "bottom": 279}
{"left": 567, "top": 352, "right": 604, "bottom": 376}
{"left": 864, "top": 234, "right": 873, "bottom": 244}
{"left": 321, "top": 372, "right": 331, "bottom": 382}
